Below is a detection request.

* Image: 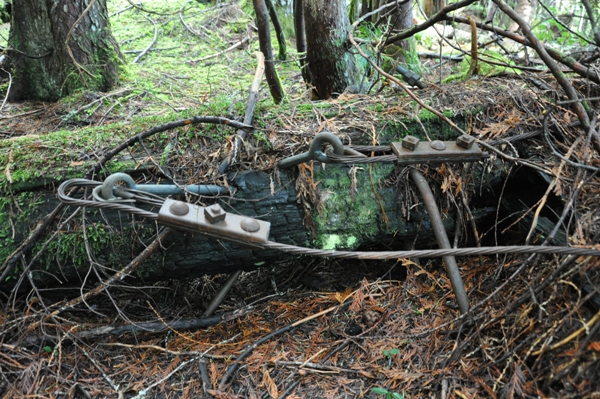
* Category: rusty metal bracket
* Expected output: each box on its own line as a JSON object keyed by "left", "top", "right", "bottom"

{"left": 391, "top": 134, "right": 488, "bottom": 165}
{"left": 278, "top": 132, "right": 345, "bottom": 169}
{"left": 158, "top": 199, "right": 270, "bottom": 249}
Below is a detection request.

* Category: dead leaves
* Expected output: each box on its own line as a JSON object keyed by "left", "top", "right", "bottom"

{"left": 261, "top": 367, "right": 279, "bottom": 398}
{"left": 474, "top": 109, "right": 523, "bottom": 139}
{"left": 335, "top": 287, "right": 354, "bottom": 305}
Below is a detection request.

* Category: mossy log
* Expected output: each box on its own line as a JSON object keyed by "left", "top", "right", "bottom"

{"left": 0, "top": 163, "right": 497, "bottom": 288}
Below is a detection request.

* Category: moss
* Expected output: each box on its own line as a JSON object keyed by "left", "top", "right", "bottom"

{"left": 0, "top": 123, "right": 137, "bottom": 193}
{"left": 311, "top": 163, "right": 395, "bottom": 250}
{"left": 443, "top": 50, "right": 521, "bottom": 84}
{"left": 0, "top": 192, "right": 46, "bottom": 273}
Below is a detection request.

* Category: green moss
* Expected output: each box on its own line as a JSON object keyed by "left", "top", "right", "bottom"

{"left": 312, "top": 163, "right": 395, "bottom": 250}
{"left": 0, "top": 192, "right": 46, "bottom": 271}
{"left": 443, "top": 50, "right": 521, "bottom": 84}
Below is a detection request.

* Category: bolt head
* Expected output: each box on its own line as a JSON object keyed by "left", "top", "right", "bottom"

{"left": 429, "top": 140, "right": 446, "bottom": 151}
{"left": 169, "top": 201, "right": 189, "bottom": 216}
{"left": 240, "top": 218, "right": 260, "bottom": 233}
{"left": 204, "top": 204, "right": 226, "bottom": 224}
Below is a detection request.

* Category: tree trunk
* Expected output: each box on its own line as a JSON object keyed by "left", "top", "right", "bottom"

{"left": 391, "top": 0, "right": 421, "bottom": 74}
{"left": 253, "top": 0, "right": 285, "bottom": 103}
{"left": 302, "top": 0, "right": 361, "bottom": 99}
{"left": 507, "top": 0, "right": 537, "bottom": 32}
{"left": 293, "top": 0, "right": 307, "bottom": 81}
{"left": 8, "top": 0, "right": 122, "bottom": 101}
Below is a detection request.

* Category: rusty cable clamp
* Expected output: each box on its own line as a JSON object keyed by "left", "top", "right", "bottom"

{"left": 278, "top": 133, "right": 489, "bottom": 168}
{"left": 157, "top": 199, "right": 270, "bottom": 249}
{"left": 276, "top": 132, "right": 488, "bottom": 315}
{"left": 58, "top": 175, "right": 270, "bottom": 250}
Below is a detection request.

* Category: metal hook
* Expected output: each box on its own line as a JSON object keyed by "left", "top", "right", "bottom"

{"left": 278, "top": 132, "right": 345, "bottom": 169}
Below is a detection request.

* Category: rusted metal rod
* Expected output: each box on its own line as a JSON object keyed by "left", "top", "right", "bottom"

{"left": 409, "top": 168, "right": 470, "bottom": 315}
{"left": 202, "top": 270, "right": 243, "bottom": 318}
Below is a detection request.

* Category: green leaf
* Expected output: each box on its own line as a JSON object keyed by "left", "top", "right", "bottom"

{"left": 43, "top": 346, "right": 53, "bottom": 353}
{"left": 371, "top": 387, "right": 389, "bottom": 395}
{"left": 392, "top": 393, "right": 405, "bottom": 399}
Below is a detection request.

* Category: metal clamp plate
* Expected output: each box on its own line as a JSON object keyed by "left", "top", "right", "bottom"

{"left": 391, "top": 137, "right": 487, "bottom": 165}
{"left": 158, "top": 199, "right": 270, "bottom": 249}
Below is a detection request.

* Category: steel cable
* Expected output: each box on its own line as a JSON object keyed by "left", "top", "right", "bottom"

{"left": 347, "top": 145, "right": 392, "bottom": 153}
{"left": 327, "top": 153, "right": 398, "bottom": 164}
{"left": 58, "top": 180, "right": 600, "bottom": 260}
{"left": 58, "top": 179, "right": 160, "bottom": 219}
{"left": 264, "top": 241, "right": 600, "bottom": 259}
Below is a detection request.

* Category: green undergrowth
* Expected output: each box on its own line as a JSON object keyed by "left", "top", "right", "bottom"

{"left": 107, "top": 0, "right": 299, "bottom": 116}
{"left": 443, "top": 50, "right": 522, "bottom": 83}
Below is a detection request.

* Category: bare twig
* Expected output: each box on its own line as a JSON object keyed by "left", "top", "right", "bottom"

{"left": 65, "top": 0, "right": 98, "bottom": 82}
{"left": 218, "top": 52, "right": 265, "bottom": 173}
{"left": 125, "top": 0, "right": 180, "bottom": 16}
{"left": 133, "top": 14, "right": 158, "bottom": 64}
{"left": 218, "top": 303, "right": 342, "bottom": 390}
{"left": 190, "top": 36, "right": 250, "bottom": 62}
{"left": 491, "top": 0, "right": 591, "bottom": 136}
{"left": 23, "top": 228, "right": 172, "bottom": 332}
{"left": 581, "top": 0, "right": 600, "bottom": 46}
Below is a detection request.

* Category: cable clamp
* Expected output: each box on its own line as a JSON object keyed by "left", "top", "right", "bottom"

{"left": 391, "top": 134, "right": 489, "bottom": 164}
{"left": 158, "top": 199, "right": 270, "bottom": 249}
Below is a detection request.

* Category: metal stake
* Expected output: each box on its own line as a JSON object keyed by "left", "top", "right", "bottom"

{"left": 202, "top": 270, "right": 243, "bottom": 318}
{"left": 410, "top": 168, "right": 470, "bottom": 315}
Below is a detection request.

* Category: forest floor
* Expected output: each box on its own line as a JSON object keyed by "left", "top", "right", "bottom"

{"left": 1, "top": 1, "right": 600, "bottom": 399}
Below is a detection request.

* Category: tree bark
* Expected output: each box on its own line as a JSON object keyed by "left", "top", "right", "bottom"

{"left": 8, "top": 0, "right": 122, "bottom": 101}
{"left": 302, "top": 0, "right": 360, "bottom": 98}
{"left": 507, "top": 0, "right": 536, "bottom": 32}
{"left": 253, "top": 0, "right": 285, "bottom": 103}
{"left": 293, "top": 0, "right": 307, "bottom": 75}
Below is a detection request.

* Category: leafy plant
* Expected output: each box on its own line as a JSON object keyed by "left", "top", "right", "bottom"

{"left": 372, "top": 387, "right": 405, "bottom": 399}
{"left": 382, "top": 348, "right": 400, "bottom": 366}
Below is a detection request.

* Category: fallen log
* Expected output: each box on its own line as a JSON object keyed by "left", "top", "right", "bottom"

{"left": 0, "top": 162, "right": 496, "bottom": 288}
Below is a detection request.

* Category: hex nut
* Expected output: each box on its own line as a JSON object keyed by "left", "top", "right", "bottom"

{"left": 456, "top": 134, "right": 475, "bottom": 149}
{"left": 204, "top": 204, "right": 226, "bottom": 224}
{"left": 402, "top": 135, "right": 420, "bottom": 150}
{"left": 403, "top": 70, "right": 420, "bottom": 86}
{"left": 430, "top": 140, "right": 446, "bottom": 151}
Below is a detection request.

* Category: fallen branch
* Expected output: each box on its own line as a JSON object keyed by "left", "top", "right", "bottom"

{"left": 190, "top": 36, "right": 250, "bottom": 62}
{"left": 219, "top": 52, "right": 265, "bottom": 173}
{"left": 18, "top": 304, "right": 252, "bottom": 347}
{"left": 133, "top": 14, "right": 158, "bottom": 64}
